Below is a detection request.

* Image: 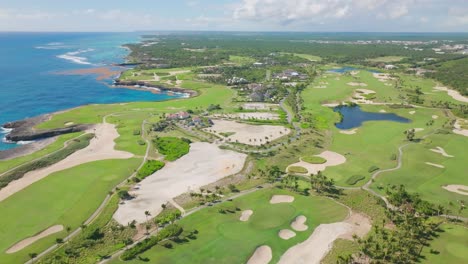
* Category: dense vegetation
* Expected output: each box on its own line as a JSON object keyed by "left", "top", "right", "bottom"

{"left": 426, "top": 57, "right": 468, "bottom": 95}
{"left": 153, "top": 137, "right": 191, "bottom": 161}
{"left": 136, "top": 160, "right": 165, "bottom": 180}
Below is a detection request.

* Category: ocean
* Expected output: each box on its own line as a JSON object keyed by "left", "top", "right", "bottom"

{"left": 0, "top": 32, "right": 179, "bottom": 151}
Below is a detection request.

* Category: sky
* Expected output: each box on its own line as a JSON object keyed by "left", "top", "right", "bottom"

{"left": 1, "top": 0, "right": 468, "bottom": 32}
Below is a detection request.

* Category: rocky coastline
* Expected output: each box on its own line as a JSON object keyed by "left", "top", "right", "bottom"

{"left": 113, "top": 79, "right": 198, "bottom": 97}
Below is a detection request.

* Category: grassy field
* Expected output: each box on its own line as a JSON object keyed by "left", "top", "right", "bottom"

{"left": 0, "top": 158, "right": 141, "bottom": 263}
{"left": 370, "top": 132, "right": 468, "bottom": 217}
{"left": 367, "top": 56, "right": 405, "bottom": 63}
{"left": 228, "top": 55, "right": 256, "bottom": 65}
{"left": 112, "top": 188, "right": 348, "bottom": 264}
{"left": 281, "top": 52, "right": 322, "bottom": 62}
{"left": 422, "top": 223, "right": 468, "bottom": 263}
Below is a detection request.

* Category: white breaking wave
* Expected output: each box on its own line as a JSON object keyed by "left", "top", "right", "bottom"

{"left": 0, "top": 127, "right": 13, "bottom": 134}
{"left": 56, "top": 48, "right": 95, "bottom": 65}
{"left": 35, "top": 42, "right": 69, "bottom": 50}
{"left": 17, "top": 140, "right": 34, "bottom": 145}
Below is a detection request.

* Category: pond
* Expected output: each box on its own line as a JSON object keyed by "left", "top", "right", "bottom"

{"left": 334, "top": 106, "right": 410, "bottom": 130}
{"left": 327, "top": 66, "right": 381, "bottom": 74}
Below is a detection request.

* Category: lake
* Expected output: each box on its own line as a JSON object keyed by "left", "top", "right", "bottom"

{"left": 334, "top": 106, "right": 410, "bottom": 129}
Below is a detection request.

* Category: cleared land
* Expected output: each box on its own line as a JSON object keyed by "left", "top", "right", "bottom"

{"left": 113, "top": 142, "right": 247, "bottom": 224}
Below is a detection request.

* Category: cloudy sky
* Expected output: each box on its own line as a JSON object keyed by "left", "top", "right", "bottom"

{"left": 1, "top": 0, "right": 468, "bottom": 32}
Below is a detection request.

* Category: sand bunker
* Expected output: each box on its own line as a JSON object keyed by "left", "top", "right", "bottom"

{"left": 453, "top": 119, "right": 468, "bottom": 137}
{"left": 205, "top": 120, "right": 290, "bottom": 146}
{"left": 409, "top": 111, "right": 416, "bottom": 115}
{"left": 278, "top": 213, "right": 371, "bottom": 264}
{"left": 430, "top": 147, "right": 454, "bottom": 157}
{"left": 413, "top": 128, "right": 424, "bottom": 132}
{"left": 291, "top": 215, "right": 308, "bottom": 231}
{"left": 279, "top": 229, "right": 296, "bottom": 240}
{"left": 433, "top": 86, "right": 468, "bottom": 103}
{"left": 339, "top": 128, "right": 357, "bottom": 135}
{"left": 379, "top": 109, "right": 387, "bottom": 113}
{"left": 6, "top": 225, "right": 63, "bottom": 253}
{"left": 425, "top": 162, "right": 444, "bottom": 169}
{"left": 243, "top": 103, "right": 279, "bottom": 111}
{"left": 373, "top": 73, "right": 395, "bottom": 82}
{"left": 247, "top": 245, "right": 272, "bottom": 264}
{"left": 286, "top": 151, "right": 346, "bottom": 175}
{"left": 114, "top": 142, "right": 247, "bottom": 224}
{"left": 443, "top": 185, "right": 468, "bottom": 196}
{"left": 347, "top": 82, "right": 368, "bottom": 87}
{"left": 0, "top": 123, "right": 133, "bottom": 202}
{"left": 432, "top": 115, "right": 439, "bottom": 119}
{"left": 240, "top": 210, "right": 253, "bottom": 221}
{"left": 270, "top": 195, "right": 295, "bottom": 204}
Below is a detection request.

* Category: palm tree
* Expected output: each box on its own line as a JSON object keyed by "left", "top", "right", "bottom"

{"left": 144, "top": 211, "right": 151, "bottom": 236}
{"left": 29, "top": 253, "right": 37, "bottom": 264}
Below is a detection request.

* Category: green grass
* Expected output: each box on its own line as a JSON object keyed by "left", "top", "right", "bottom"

{"left": 281, "top": 52, "right": 322, "bottom": 62}
{"left": 421, "top": 223, "right": 468, "bottom": 263}
{"left": 0, "top": 158, "right": 141, "bottom": 264}
{"left": 345, "top": 175, "right": 365, "bottom": 185}
{"left": 228, "top": 55, "right": 256, "bottom": 65}
{"left": 137, "top": 160, "right": 165, "bottom": 180}
{"left": 302, "top": 156, "right": 327, "bottom": 164}
{"left": 154, "top": 137, "right": 190, "bottom": 161}
{"left": 287, "top": 166, "right": 308, "bottom": 174}
{"left": 112, "top": 188, "right": 348, "bottom": 264}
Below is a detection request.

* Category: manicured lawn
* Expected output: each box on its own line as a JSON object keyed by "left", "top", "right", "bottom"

{"left": 422, "top": 223, "right": 468, "bottom": 263}
{"left": 0, "top": 158, "right": 141, "bottom": 264}
{"left": 302, "top": 156, "right": 326, "bottom": 164}
{"left": 113, "top": 188, "right": 348, "bottom": 264}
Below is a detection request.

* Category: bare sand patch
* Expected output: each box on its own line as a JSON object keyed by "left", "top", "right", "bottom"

{"left": 432, "top": 115, "right": 439, "bottom": 119}
{"left": 430, "top": 147, "right": 454, "bottom": 157}
{"left": 379, "top": 109, "right": 387, "bottom": 113}
{"left": 322, "top": 103, "right": 340, "bottom": 107}
{"left": 453, "top": 119, "right": 468, "bottom": 137}
{"left": 409, "top": 111, "right": 416, "bottom": 115}
{"left": 0, "top": 123, "right": 133, "bottom": 202}
{"left": 347, "top": 82, "right": 368, "bottom": 87}
{"left": 168, "top": 70, "right": 191, "bottom": 75}
{"left": 413, "top": 128, "right": 424, "bottom": 132}
{"left": 279, "top": 229, "right": 296, "bottom": 240}
{"left": 64, "top": 122, "right": 74, "bottom": 126}
{"left": 205, "top": 120, "right": 290, "bottom": 146}
{"left": 373, "top": 73, "right": 395, "bottom": 82}
{"left": 270, "top": 195, "right": 294, "bottom": 204}
{"left": 278, "top": 212, "right": 371, "bottom": 264}
{"left": 6, "top": 225, "right": 63, "bottom": 253}
{"left": 433, "top": 86, "right": 468, "bottom": 103}
{"left": 114, "top": 142, "right": 247, "bottom": 224}
{"left": 425, "top": 162, "right": 444, "bottom": 169}
{"left": 291, "top": 215, "right": 308, "bottom": 231}
{"left": 339, "top": 128, "right": 357, "bottom": 135}
{"left": 286, "top": 151, "right": 346, "bottom": 175}
{"left": 443, "top": 185, "right": 468, "bottom": 196}
{"left": 247, "top": 245, "right": 272, "bottom": 264}
{"left": 240, "top": 210, "right": 253, "bottom": 221}
{"left": 242, "top": 103, "right": 279, "bottom": 111}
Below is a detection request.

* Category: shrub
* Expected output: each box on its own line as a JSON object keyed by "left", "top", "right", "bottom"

{"left": 302, "top": 156, "right": 327, "bottom": 164}
{"left": 368, "top": 166, "right": 380, "bottom": 173}
{"left": 137, "top": 160, "right": 165, "bottom": 180}
{"left": 345, "top": 175, "right": 365, "bottom": 185}
{"left": 154, "top": 137, "right": 190, "bottom": 161}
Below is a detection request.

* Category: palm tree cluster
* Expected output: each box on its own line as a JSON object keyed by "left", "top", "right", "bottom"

{"left": 354, "top": 185, "right": 443, "bottom": 263}
{"left": 309, "top": 171, "right": 341, "bottom": 196}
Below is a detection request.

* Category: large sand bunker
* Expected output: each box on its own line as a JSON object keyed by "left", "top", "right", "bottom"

{"left": 205, "top": 120, "right": 290, "bottom": 146}
{"left": 278, "top": 213, "right": 371, "bottom": 264}
{"left": 0, "top": 123, "right": 133, "bottom": 202}
{"left": 270, "top": 195, "right": 295, "bottom": 204}
{"left": 453, "top": 119, "right": 468, "bottom": 137}
{"left": 433, "top": 86, "right": 468, "bottom": 103}
{"left": 291, "top": 215, "right": 308, "bottom": 231}
{"left": 443, "top": 185, "right": 468, "bottom": 196}
{"left": 113, "top": 142, "right": 247, "bottom": 224}
{"left": 430, "top": 147, "right": 454, "bottom": 157}
{"left": 247, "top": 245, "right": 272, "bottom": 264}
{"left": 279, "top": 229, "right": 296, "bottom": 240}
{"left": 339, "top": 128, "right": 357, "bottom": 135}
{"left": 286, "top": 151, "right": 346, "bottom": 175}
{"left": 6, "top": 225, "right": 63, "bottom": 253}
{"left": 240, "top": 210, "right": 253, "bottom": 221}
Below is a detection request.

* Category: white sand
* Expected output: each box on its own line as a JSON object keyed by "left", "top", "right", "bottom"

{"left": 205, "top": 120, "right": 290, "bottom": 146}
{"left": 113, "top": 142, "right": 247, "bottom": 224}
{"left": 409, "top": 111, "right": 416, "bottom": 115}
{"left": 379, "top": 109, "right": 387, "bottom": 113}
{"left": 430, "top": 147, "right": 454, "bottom": 157}
{"left": 64, "top": 122, "right": 74, "bottom": 126}
{"left": 432, "top": 115, "right": 439, "bottom": 119}
{"left": 6, "top": 225, "right": 63, "bottom": 253}
{"left": 347, "top": 82, "right": 368, "bottom": 87}
{"left": 322, "top": 103, "right": 340, "bottom": 107}
{"left": 442, "top": 185, "right": 468, "bottom": 196}
{"left": 373, "top": 73, "right": 395, "bottom": 82}
{"left": 291, "top": 215, "right": 308, "bottom": 231}
{"left": 413, "top": 128, "right": 424, "bottom": 132}
{"left": 214, "top": 112, "right": 279, "bottom": 120}
{"left": 240, "top": 210, "right": 253, "bottom": 221}
{"left": 279, "top": 229, "right": 296, "bottom": 240}
{"left": 0, "top": 123, "right": 133, "bottom": 202}
{"left": 247, "top": 245, "right": 272, "bottom": 264}
{"left": 433, "top": 86, "right": 468, "bottom": 103}
{"left": 168, "top": 70, "right": 191, "bottom": 75}
{"left": 425, "top": 162, "right": 445, "bottom": 168}
{"left": 243, "top": 103, "right": 279, "bottom": 110}
{"left": 270, "top": 195, "right": 294, "bottom": 204}
{"left": 339, "top": 128, "right": 357, "bottom": 135}
{"left": 286, "top": 151, "right": 346, "bottom": 175}
{"left": 278, "top": 213, "right": 371, "bottom": 264}
{"left": 453, "top": 119, "right": 468, "bottom": 137}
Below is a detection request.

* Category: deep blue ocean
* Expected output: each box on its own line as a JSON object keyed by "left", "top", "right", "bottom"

{"left": 0, "top": 32, "right": 179, "bottom": 150}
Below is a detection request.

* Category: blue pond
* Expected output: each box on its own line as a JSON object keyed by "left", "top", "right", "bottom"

{"left": 334, "top": 106, "right": 410, "bottom": 130}
{"left": 327, "top": 67, "right": 381, "bottom": 74}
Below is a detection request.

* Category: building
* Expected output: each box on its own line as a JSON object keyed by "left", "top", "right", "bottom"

{"left": 167, "top": 111, "right": 190, "bottom": 120}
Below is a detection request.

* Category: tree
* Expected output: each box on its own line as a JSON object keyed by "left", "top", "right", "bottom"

{"left": 405, "top": 129, "right": 415, "bottom": 141}
{"left": 144, "top": 211, "right": 151, "bottom": 235}
{"left": 29, "top": 253, "right": 37, "bottom": 264}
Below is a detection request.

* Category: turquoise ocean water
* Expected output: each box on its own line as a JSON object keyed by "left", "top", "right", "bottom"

{"left": 0, "top": 32, "right": 179, "bottom": 150}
